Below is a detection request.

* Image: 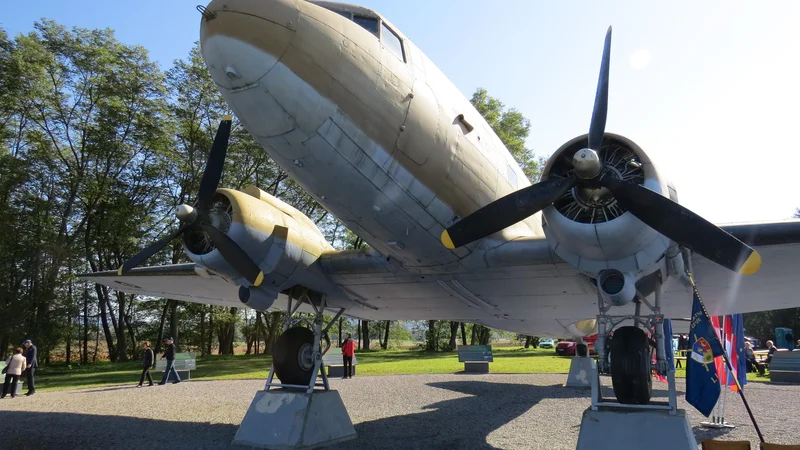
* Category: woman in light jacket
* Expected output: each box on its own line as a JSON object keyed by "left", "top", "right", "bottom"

{"left": 2, "top": 348, "right": 26, "bottom": 398}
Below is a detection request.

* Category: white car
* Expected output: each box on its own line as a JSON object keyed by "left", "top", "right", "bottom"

{"left": 539, "top": 338, "right": 555, "bottom": 349}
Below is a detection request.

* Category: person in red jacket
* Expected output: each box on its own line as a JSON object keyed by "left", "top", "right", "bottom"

{"left": 342, "top": 333, "right": 355, "bottom": 379}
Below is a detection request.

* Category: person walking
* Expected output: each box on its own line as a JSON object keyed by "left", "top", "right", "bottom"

{"left": 158, "top": 337, "right": 181, "bottom": 385}
{"left": 23, "top": 339, "right": 37, "bottom": 396}
{"left": 341, "top": 333, "right": 355, "bottom": 379}
{"left": 2, "top": 348, "right": 26, "bottom": 398}
{"left": 137, "top": 341, "right": 155, "bottom": 387}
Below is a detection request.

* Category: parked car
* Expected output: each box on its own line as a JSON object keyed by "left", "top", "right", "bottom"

{"left": 538, "top": 338, "right": 555, "bottom": 349}
{"left": 555, "top": 337, "right": 598, "bottom": 356}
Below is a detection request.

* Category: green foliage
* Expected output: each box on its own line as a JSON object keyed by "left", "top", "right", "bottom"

{"left": 470, "top": 87, "right": 541, "bottom": 182}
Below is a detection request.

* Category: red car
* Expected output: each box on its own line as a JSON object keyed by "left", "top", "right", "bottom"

{"left": 556, "top": 334, "right": 599, "bottom": 356}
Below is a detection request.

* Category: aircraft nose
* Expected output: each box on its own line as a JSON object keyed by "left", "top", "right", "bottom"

{"left": 199, "top": 0, "right": 300, "bottom": 89}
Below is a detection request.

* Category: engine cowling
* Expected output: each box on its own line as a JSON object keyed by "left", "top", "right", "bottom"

{"left": 541, "top": 133, "right": 677, "bottom": 280}
{"left": 182, "top": 185, "right": 334, "bottom": 308}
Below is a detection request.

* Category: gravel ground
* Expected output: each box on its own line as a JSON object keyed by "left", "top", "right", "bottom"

{"left": 0, "top": 374, "right": 797, "bottom": 449}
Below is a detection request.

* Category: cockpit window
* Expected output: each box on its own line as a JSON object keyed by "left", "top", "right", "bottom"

{"left": 353, "top": 15, "right": 379, "bottom": 38}
{"left": 332, "top": 10, "right": 351, "bottom": 19}
{"left": 381, "top": 23, "right": 405, "bottom": 62}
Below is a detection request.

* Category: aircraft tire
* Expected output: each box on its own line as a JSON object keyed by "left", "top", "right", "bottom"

{"left": 273, "top": 326, "right": 315, "bottom": 387}
{"left": 609, "top": 325, "right": 652, "bottom": 404}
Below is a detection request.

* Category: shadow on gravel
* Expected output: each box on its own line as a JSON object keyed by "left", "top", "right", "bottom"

{"left": 0, "top": 411, "right": 238, "bottom": 450}
{"left": 331, "top": 381, "right": 588, "bottom": 450}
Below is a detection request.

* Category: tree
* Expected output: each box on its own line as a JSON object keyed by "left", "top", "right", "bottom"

{"left": 470, "top": 88, "right": 541, "bottom": 182}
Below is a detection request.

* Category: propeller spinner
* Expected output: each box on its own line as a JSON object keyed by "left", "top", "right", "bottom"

{"left": 441, "top": 26, "right": 761, "bottom": 276}
{"left": 117, "top": 115, "right": 265, "bottom": 287}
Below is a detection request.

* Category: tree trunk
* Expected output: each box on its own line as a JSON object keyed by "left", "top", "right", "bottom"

{"left": 66, "top": 277, "right": 73, "bottom": 364}
{"left": 169, "top": 300, "right": 179, "bottom": 351}
{"left": 361, "top": 320, "right": 370, "bottom": 350}
{"left": 357, "top": 320, "right": 362, "bottom": 350}
{"left": 199, "top": 307, "right": 207, "bottom": 357}
{"left": 124, "top": 298, "right": 137, "bottom": 356}
{"left": 155, "top": 300, "right": 169, "bottom": 353}
{"left": 82, "top": 287, "right": 89, "bottom": 364}
{"left": 524, "top": 336, "right": 532, "bottom": 349}
{"left": 338, "top": 317, "right": 343, "bottom": 347}
{"left": 479, "top": 326, "right": 491, "bottom": 345}
{"left": 382, "top": 321, "right": 390, "bottom": 349}
{"left": 264, "top": 311, "right": 281, "bottom": 354}
{"left": 460, "top": 322, "right": 467, "bottom": 346}
{"left": 427, "top": 320, "right": 438, "bottom": 351}
{"left": 94, "top": 283, "right": 116, "bottom": 361}
{"left": 115, "top": 291, "right": 128, "bottom": 362}
{"left": 470, "top": 324, "right": 478, "bottom": 345}
{"left": 448, "top": 321, "right": 459, "bottom": 351}
{"left": 206, "top": 307, "right": 214, "bottom": 355}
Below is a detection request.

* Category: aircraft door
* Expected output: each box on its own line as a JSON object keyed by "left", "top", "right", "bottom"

{"left": 396, "top": 79, "right": 440, "bottom": 165}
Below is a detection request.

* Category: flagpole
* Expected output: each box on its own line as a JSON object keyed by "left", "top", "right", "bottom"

{"left": 720, "top": 314, "right": 729, "bottom": 426}
{"left": 687, "top": 273, "right": 764, "bottom": 443}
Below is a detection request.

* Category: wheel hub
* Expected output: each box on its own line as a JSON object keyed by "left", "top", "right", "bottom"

{"left": 297, "top": 342, "right": 314, "bottom": 371}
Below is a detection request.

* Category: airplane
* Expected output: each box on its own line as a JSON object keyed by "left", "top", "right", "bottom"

{"left": 81, "top": 0, "right": 800, "bottom": 406}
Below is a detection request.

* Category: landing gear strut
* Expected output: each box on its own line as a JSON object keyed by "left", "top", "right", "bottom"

{"left": 592, "top": 275, "right": 677, "bottom": 411}
{"left": 233, "top": 287, "right": 357, "bottom": 448}
{"left": 265, "top": 286, "right": 344, "bottom": 393}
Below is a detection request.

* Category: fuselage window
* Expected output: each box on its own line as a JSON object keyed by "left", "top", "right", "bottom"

{"left": 380, "top": 22, "right": 405, "bottom": 62}
{"left": 333, "top": 10, "right": 351, "bottom": 19}
{"left": 353, "top": 15, "right": 380, "bottom": 38}
{"left": 507, "top": 164, "right": 518, "bottom": 188}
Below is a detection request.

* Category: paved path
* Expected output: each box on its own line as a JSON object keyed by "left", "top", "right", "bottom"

{"left": 0, "top": 374, "right": 797, "bottom": 449}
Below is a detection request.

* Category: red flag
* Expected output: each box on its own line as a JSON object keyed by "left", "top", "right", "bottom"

{"left": 711, "top": 316, "right": 725, "bottom": 384}
{"left": 723, "top": 315, "right": 740, "bottom": 392}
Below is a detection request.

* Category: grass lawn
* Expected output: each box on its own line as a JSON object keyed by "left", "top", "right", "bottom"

{"left": 33, "top": 346, "right": 771, "bottom": 392}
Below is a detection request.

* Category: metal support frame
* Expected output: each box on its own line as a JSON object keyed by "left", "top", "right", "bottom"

{"left": 591, "top": 276, "right": 679, "bottom": 414}
{"left": 264, "top": 287, "right": 346, "bottom": 394}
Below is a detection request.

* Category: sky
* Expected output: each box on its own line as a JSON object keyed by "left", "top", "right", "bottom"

{"left": 5, "top": 0, "right": 800, "bottom": 224}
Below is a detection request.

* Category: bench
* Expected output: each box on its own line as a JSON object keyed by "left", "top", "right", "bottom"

{"left": 0, "top": 361, "right": 24, "bottom": 395}
{"left": 322, "top": 347, "right": 358, "bottom": 378}
{"left": 457, "top": 345, "right": 493, "bottom": 374}
{"left": 769, "top": 350, "right": 800, "bottom": 383}
{"left": 155, "top": 352, "right": 196, "bottom": 380}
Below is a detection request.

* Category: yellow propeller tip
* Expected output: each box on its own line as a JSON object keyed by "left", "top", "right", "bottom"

{"left": 253, "top": 272, "right": 265, "bottom": 287}
{"left": 738, "top": 251, "right": 761, "bottom": 275}
{"left": 222, "top": 114, "right": 233, "bottom": 121}
{"left": 441, "top": 230, "right": 455, "bottom": 249}
{"left": 117, "top": 266, "right": 124, "bottom": 276}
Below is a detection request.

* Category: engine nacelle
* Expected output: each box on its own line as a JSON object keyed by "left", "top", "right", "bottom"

{"left": 597, "top": 269, "right": 636, "bottom": 306}
{"left": 238, "top": 285, "right": 278, "bottom": 311}
{"left": 541, "top": 133, "right": 677, "bottom": 278}
{"left": 183, "top": 185, "right": 334, "bottom": 298}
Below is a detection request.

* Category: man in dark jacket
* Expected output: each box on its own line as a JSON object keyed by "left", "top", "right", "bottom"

{"left": 23, "top": 339, "right": 37, "bottom": 396}
{"left": 137, "top": 341, "right": 155, "bottom": 387}
{"left": 158, "top": 337, "right": 181, "bottom": 385}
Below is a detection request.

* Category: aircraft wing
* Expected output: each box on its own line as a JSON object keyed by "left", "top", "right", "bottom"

{"left": 79, "top": 264, "right": 244, "bottom": 308}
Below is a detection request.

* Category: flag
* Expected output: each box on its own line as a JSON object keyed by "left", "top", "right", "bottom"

{"left": 724, "top": 313, "right": 747, "bottom": 391}
{"left": 686, "top": 289, "right": 725, "bottom": 417}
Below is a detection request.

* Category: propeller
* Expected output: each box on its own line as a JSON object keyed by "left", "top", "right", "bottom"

{"left": 118, "top": 115, "right": 265, "bottom": 287}
{"left": 441, "top": 26, "right": 762, "bottom": 275}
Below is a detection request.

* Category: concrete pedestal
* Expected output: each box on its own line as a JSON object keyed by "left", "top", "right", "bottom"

{"left": 233, "top": 389, "right": 357, "bottom": 449}
{"left": 564, "top": 357, "right": 594, "bottom": 388}
{"left": 576, "top": 407, "right": 697, "bottom": 450}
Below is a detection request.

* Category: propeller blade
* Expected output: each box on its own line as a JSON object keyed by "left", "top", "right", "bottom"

{"left": 196, "top": 115, "right": 233, "bottom": 211}
{"left": 200, "top": 223, "right": 265, "bottom": 287}
{"left": 599, "top": 176, "right": 761, "bottom": 275}
{"left": 118, "top": 224, "right": 190, "bottom": 275}
{"left": 588, "top": 26, "right": 612, "bottom": 150}
{"left": 442, "top": 176, "right": 576, "bottom": 249}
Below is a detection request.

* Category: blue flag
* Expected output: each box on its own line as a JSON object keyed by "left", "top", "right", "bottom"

{"left": 686, "top": 290, "right": 724, "bottom": 417}
{"left": 728, "top": 313, "right": 747, "bottom": 390}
